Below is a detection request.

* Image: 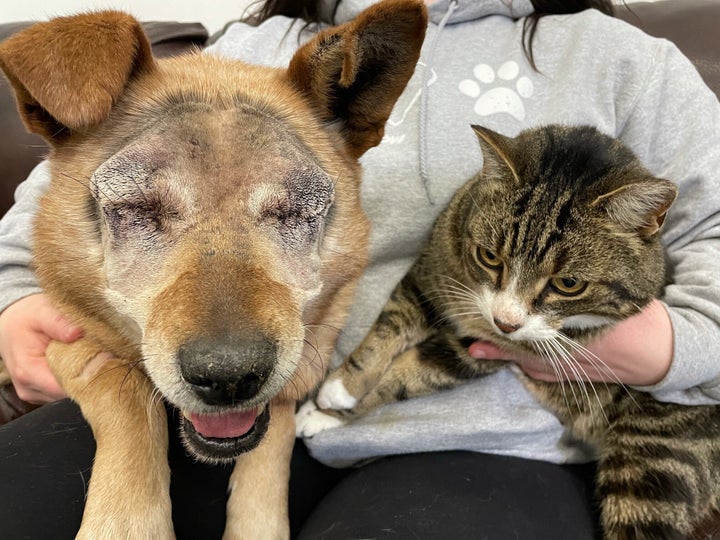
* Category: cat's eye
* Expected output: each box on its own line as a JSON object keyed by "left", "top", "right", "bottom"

{"left": 550, "top": 277, "right": 588, "bottom": 296}
{"left": 476, "top": 247, "right": 503, "bottom": 269}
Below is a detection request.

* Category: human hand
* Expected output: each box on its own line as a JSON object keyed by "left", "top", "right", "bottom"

{"left": 0, "top": 293, "right": 83, "bottom": 403}
{"left": 468, "top": 299, "right": 673, "bottom": 386}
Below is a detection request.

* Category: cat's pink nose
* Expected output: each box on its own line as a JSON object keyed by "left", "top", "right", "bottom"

{"left": 493, "top": 318, "right": 520, "bottom": 334}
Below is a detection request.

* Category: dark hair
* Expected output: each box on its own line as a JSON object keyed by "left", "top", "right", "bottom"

{"left": 241, "top": 0, "right": 615, "bottom": 66}
{"left": 245, "top": 0, "right": 614, "bottom": 24}
{"left": 243, "top": 0, "right": 329, "bottom": 26}
{"left": 524, "top": 0, "right": 614, "bottom": 68}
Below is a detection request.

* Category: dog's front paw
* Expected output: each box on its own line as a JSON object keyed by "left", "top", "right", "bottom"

{"left": 316, "top": 377, "right": 358, "bottom": 410}
{"left": 295, "top": 400, "right": 345, "bottom": 438}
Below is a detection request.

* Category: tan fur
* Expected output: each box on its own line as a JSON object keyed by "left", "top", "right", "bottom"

{"left": 0, "top": 3, "right": 427, "bottom": 538}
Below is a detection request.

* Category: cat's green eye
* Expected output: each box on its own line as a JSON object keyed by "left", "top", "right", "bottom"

{"left": 550, "top": 277, "right": 588, "bottom": 296}
{"left": 476, "top": 247, "right": 503, "bottom": 269}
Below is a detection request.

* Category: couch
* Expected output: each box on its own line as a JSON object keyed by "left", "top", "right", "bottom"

{"left": 0, "top": 1, "right": 718, "bottom": 421}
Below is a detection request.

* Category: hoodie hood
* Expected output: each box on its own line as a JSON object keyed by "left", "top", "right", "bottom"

{"left": 325, "top": 0, "right": 535, "bottom": 25}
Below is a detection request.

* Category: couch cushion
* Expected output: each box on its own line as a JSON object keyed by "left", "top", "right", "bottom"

{"left": 617, "top": 0, "right": 720, "bottom": 99}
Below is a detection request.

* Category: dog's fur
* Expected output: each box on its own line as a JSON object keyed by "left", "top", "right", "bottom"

{"left": 0, "top": 2, "right": 426, "bottom": 537}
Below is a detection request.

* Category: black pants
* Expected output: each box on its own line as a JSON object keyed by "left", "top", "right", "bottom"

{"left": 0, "top": 399, "right": 600, "bottom": 539}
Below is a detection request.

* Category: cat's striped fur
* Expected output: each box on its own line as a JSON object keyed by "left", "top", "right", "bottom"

{"left": 315, "top": 125, "right": 720, "bottom": 539}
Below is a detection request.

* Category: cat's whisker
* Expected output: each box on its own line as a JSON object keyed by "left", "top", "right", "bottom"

{"left": 425, "top": 286, "right": 477, "bottom": 299}
{"left": 555, "top": 333, "right": 643, "bottom": 413}
{"left": 549, "top": 349, "right": 589, "bottom": 416}
{"left": 554, "top": 334, "right": 619, "bottom": 406}
{"left": 425, "top": 284, "right": 485, "bottom": 308}
{"left": 430, "top": 295, "right": 482, "bottom": 315}
{"left": 435, "top": 308, "right": 484, "bottom": 328}
{"left": 545, "top": 336, "right": 610, "bottom": 425}
{"left": 542, "top": 337, "right": 604, "bottom": 424}
{"left": 426, "top": 291, "right": 480, "bottom": 307}
{"left": 539, "top": 343, "right": 591, "bottom": 424}
{"left": 427, "top": 289, "right": 480, "bottom": 307}
{"left": 533, "top": 341, "right": 574, "bottom": 416}
{"left": 555, "top": 334, "right": 619, "bottom": 384}
{"left": 437, "top": 275, "right": 483, "bottom": 297}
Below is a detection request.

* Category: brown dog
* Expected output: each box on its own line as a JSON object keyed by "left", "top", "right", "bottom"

{"left": 0, "top": 2, "right": 426, "bottom": 537}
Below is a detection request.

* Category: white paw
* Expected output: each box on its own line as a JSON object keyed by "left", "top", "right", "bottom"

{"left": 295, "top": 400, "right": 345, "bottom": 438}
{"left": 316, "top": 378, "right": 358, "bottom": 410}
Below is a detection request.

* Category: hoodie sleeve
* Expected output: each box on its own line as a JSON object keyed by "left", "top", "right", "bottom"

{"left": 619, "top": 39, "right": 720, "bottom": 404}
{"left": 0, "top": 162, "right": 49, "bottom": 313}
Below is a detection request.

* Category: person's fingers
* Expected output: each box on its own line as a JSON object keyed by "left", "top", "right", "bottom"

{"left": 467, "top": 340, "right": 594, "bottom": 382}
{"left": 11, "top": 356, "right": 67, "bottom": 404}
{"left": 467, "top": 341, "right": 508, "bottom": 360}
{"left": 15, "top": 381, "right": 67, "bottom": 404}
{"left": 516, "top": 365, "right": 562, "bottom": 382}
{"left": 34, "top": 299, "right": 83, "bottom": 343}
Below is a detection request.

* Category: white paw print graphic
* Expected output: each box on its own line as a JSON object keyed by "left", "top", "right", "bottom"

{"left": 459, "top": 61, "right": 534, "bottom": 121}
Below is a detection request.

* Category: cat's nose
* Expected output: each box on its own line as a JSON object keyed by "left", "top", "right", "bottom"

{"left": 493, "top": 318, "right": 520, "bottom": 334}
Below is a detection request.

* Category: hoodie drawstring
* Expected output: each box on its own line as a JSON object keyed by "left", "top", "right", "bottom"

{"left": 418, "top": 0, "right": 458, "bottom": 205}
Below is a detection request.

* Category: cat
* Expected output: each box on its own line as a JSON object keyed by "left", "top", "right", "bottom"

{"left": 303, "top": 124, "right": 720, "bottom": 539}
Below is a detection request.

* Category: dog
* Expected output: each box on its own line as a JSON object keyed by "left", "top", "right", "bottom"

{"left": 0, "top": 2, "right": 426, "bottom": 537}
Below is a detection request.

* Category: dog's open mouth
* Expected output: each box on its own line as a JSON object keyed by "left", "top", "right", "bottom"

{"left": 181, "top": 405, "right": 271, "bottom": 460}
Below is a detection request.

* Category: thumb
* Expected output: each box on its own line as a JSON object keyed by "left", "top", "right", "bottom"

{"left": 467, "top": 340, "right": 560, "bottom": 382}
{"left": 468, "top": 341, "right": 513, "bottom": 360}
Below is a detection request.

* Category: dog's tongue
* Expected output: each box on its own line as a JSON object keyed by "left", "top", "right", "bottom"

{"left": 188, "top": 409, "right": 257, "bottom": 439}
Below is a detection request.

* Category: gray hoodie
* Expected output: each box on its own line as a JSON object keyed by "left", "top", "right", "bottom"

{"left": 2, "top": 0, "right": 720, "bottom": 467}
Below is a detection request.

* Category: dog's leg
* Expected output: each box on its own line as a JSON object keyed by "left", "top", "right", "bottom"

{"left": 48, "top": 339, "right": 173, "bottom": 540}
{"left": 224, "top": 399, "right": 296, "bottom": 540}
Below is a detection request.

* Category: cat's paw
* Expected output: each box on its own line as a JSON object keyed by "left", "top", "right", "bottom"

{"left": 295, "top": 400, "right": 346, "bottom": 438}
{"left": 316, "top": 378, "right": 358, "bottom": 410}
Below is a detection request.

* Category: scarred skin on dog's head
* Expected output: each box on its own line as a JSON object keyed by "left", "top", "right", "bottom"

{"left": 0, "top": 2, "right": 427, "bottom": 460}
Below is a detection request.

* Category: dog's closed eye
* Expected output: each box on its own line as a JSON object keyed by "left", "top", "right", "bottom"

{"left": 259, "top": 170, "right": 335, "bottom": 247}
{"left": 103, "top": 198, "right": 181, "bottom": 242}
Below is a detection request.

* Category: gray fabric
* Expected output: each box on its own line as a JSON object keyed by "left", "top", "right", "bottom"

{"left": 0, "top": 162, "right": 47, "bottom": 311}
{"left": 2, "top": 0, "right": 719, "bottom": 467}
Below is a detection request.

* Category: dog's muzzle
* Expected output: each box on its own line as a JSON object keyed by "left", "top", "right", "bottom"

{"left": 181, "top": 406, "right": 271, "bottom": 460}
{"left": 178, "top": 337, "right": 276, "bottom": 405}
{"left": 177, "top": 336, "right": 277, "bottom": 460}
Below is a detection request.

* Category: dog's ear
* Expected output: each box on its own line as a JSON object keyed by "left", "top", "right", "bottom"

{"left": 0, "top": 11, "right": 155, "bottom": 143}
{"left": 287, "top": 0, "right": 427, "bottom": 158}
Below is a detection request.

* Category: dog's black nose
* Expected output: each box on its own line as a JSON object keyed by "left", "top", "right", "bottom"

{"left": 178, "top": 337, "right": 276, "bottom": 405}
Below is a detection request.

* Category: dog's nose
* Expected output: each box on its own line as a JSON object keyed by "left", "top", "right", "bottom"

{"left": 178, "top": 337, "right": 276, "bottom": 405}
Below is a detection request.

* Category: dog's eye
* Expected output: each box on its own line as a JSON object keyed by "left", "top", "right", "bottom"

{"left": 104, "top": 200, "right": 178, "bottom": 241}
{"left": 262, "top": 198, "right": 328, "bottom": 247}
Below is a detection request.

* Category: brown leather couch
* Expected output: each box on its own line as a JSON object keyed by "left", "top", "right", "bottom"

{"left": 1, "top": 1, "right": 719, "bottom": 220}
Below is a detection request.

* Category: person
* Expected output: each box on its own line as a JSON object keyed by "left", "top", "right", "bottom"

{"left": 0, "top": 0, "right": 719, "bottom": 538}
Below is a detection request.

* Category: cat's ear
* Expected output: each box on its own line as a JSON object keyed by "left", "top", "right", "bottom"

{"left": 472, "top": 125, "right": 520, "bottom": 184}
{"left": 592, "top": 179, "right": 678, "bottom": 238}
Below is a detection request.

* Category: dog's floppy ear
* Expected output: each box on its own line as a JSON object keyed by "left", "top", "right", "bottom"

{"left": 0, "top": 11, "right": 155, "bottom": 143}
{"left": 287, "top": 0, "right": 427, "bottom": 158}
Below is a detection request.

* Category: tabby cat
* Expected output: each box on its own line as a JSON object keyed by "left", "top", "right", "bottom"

{"left": 311, "top": 125, "right": 720, "bottom": 539}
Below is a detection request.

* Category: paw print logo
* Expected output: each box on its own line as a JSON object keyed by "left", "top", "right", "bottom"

{"left": 459, "top": 61, "right": 534, "bottom": 121}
